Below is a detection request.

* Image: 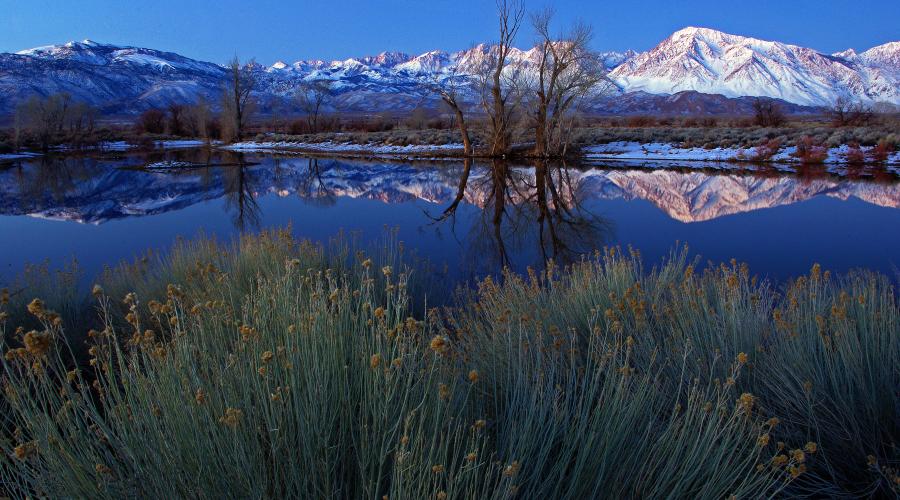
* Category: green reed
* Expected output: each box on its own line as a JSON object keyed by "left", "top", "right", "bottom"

{"left": 0, "top": 232, "right": 896, "bottom": 498}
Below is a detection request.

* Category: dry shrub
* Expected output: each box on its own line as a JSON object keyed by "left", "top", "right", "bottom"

{"left": 793, "top": 136, "right": 829, "bottom": 164}
{"left": 845, "top": 142, "right": 866, "bottom": 164}
{"left": 868, "top": 140, "right": 895, "bottom": 163}
{"left": 751, "top": 138, "right": 782, "bottom": 161}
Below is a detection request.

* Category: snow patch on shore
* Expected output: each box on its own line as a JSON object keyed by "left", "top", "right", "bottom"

{"left": 155, "top": 140, "right": 216, "bottom": 149}
{"left": 585, "top": 142, "right": 900, "bottom": 167}
{"left": 221, "top": 141, "right": 464, "bottom": 155}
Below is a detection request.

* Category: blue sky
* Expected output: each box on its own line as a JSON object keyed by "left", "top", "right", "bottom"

{"left": 2, "top": 0, "right": 898, "bottom": 63}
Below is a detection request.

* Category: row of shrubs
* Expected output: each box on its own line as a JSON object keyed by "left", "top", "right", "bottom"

{"left": 733, "top": 137, "right": 898, "bottom": 164}
{"left": 0, "top": 230, "right": 897, "bottom": 497}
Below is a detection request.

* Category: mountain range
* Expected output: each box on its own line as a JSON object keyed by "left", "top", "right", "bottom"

{"left": 1, "top": 27, "right": 898, "bottom": 116}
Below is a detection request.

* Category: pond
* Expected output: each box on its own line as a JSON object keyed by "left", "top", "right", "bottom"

{"left": 1, "top": 148, "right": 899, "bottom": 287}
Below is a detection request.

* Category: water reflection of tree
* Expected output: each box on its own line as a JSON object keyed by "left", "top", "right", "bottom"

{"left": 436, "top": 158, "right": 612, "bottom": 271}
{"left": 222, "top": 153, "right": 261, "bottom": 231}
{"left": 295, "top": 158, "right": 336, "bottom": 205}
{"left": 13, "top": 155, "right": 98, "bottom": 203}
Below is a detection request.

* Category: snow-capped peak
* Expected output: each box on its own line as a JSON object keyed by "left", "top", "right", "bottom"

{"left": 860, "top": 41, "right": 900, "bottom": 71}
{"left": 610, "top": 27, "right": 900, "bottom": 106}
{"left": 833, "top": 48, "right": 858, "bottom": 59}
{"left": 3, "top": 29, "right": 899, "bottom": 117}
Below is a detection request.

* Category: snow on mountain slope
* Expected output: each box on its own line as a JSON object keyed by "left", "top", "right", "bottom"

{"left": 610, "top": 27, "right": 900, "bottom": 106}
{"left": 1, "top": 28, "right": 897, "bottom": 115}
{"left": 1, "top": 40, "right": 227, "bottom": 114}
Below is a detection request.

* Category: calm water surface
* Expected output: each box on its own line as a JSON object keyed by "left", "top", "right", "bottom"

{"left": 1, "top": 148, "right": 899, "bottom": 286}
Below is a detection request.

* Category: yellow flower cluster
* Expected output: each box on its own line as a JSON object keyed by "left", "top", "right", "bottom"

{"left": 429, "top": 335, "right": 450, "bottom": 355}
{"left": 219, "top": 407, "right": 243, "bottom": 428}
{"left": 502, "top": 460, "right": 521, "bottom": 477}
{"left": 23, "top": 330, "right": 52, "bottom": 357}
{"left": 739, "top": 393, "right": 754, "bottom": 414}
{"left": 239, "top": 325, "right": 258, "bottom": 342}
{"left": 13, "top": 441, "right": 38, "bottom": 460}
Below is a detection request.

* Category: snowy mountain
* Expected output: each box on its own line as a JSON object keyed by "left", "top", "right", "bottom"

{"left": 0, "top": 40, "right": 227, "bottom": 114}
{"left": 610, "top": 27, "right": 900, "bottom": 106}
{"left": 1, "top": 28, "right": 898, "bottom": 116}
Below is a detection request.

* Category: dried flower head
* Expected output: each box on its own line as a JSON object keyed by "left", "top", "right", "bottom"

{"left": 429, "top": 335, "right": 450, "bottom": 355}
{"left": 23, "top": 330, "right": 52, "bottom": 357}
{"left": 468, "top": 369, "right": 480, "bottom": 383}
{"left": 219, "top": 407, "right": 243, "bottom": 428}
{"left": 502, "top": 461, "right": 521, "bottom": 477}
{"left": 739, "top": 393, "right": 755, "bottom": 413}
{"left": 13, "top": 441, "right": 38, "bottom": 460}
{"left": 26, "top": 298, "right": 45, "bottom": 317}
{"left": 370, "top": 353, "right": 382, "bottom": 369}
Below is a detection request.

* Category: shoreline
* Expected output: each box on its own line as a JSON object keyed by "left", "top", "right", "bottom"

{"left": 3, "top": 139, "right": 899, "bottom": 176}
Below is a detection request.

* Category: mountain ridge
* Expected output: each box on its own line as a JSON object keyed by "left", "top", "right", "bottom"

{"left": 1, "top": 27, "right": 897, "bottom": 116}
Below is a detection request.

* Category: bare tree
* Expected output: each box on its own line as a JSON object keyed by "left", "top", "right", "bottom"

{"left": 481, "top": 0, "right": 526, "bottom": 157}
{"left": 296, "top": 80, "right": 333, "bottom": 133}
{"left": 829, "top": 95, "right": 872, "bottom": 127}
{"left": 425, "top": 59, "right": 474, "bottom": 156}
{"left": 16, "top": 93, "right": 72, "bottom": 149}
{"left": 167, "top": 103, "right": 185, "bottom": 136}
{"left": 751, "top": 98, "right": 786, "bottom": 127}
{"left": 530, "top": 9, "right": 605, "bottom": 157}
{"left": 13, "top": 108, "right": 22, "bottom": 152}
{"left": 185, "top": 97, "right": 211, "bottom": 141}
{"left": 221, "top": 56, "right": 257, "bottom": 142}
{"left": 137, "top": 108, "right": 166, "bottom": 134}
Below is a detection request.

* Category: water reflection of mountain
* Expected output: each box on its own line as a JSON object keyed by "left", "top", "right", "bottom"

{"left": 0, "top": 154, "right": 898, "bottom": 225}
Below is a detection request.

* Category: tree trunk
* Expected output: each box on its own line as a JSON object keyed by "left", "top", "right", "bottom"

{"left": 534, "top": 101, "right": 548, "bottom": 158}
{"left": 448, "top": 101, "right": 472, "bottom": 156}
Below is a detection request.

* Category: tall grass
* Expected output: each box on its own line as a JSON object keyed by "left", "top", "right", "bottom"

{"left": 0, "top": 233, "right": 897, "bottom": 498}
